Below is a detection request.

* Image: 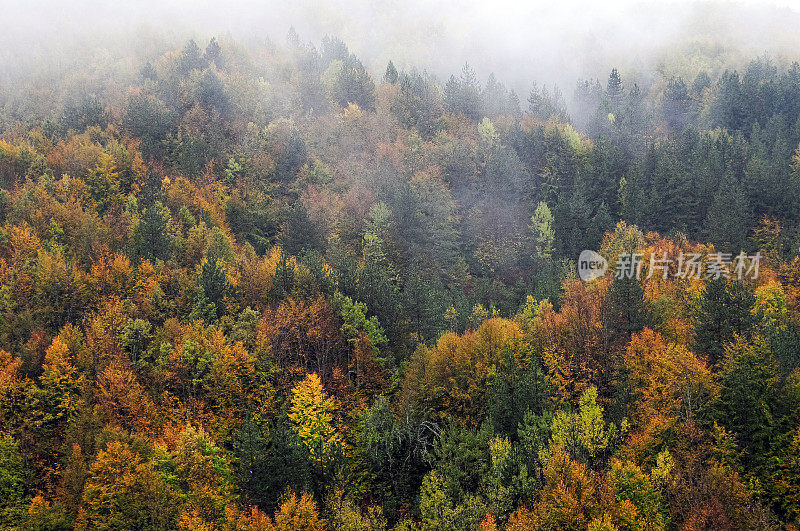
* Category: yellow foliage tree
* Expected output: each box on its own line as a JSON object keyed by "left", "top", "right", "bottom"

{"left": 288, "top": 373, "right": 341, "bottom": 465}
{"left": 273, "top": 492, "right": 325, "bottom": 531}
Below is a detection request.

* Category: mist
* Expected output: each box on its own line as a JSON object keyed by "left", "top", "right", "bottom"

{"left": 5, "top": 0, "right": 800, "bottom": 99}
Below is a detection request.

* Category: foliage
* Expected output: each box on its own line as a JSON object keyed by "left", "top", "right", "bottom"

{"left": 0, "top": 28, "right": 799, "bottom": 530}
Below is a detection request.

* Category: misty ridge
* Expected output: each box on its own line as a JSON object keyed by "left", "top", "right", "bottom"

{"left": 5, "top": 0, "right": 800, "bottom": 122}
{"left": 3, "top": 1, "right": 800, "bottom": 530}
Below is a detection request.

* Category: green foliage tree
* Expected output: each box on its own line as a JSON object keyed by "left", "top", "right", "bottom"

{"left": 132, "top": 201, "right": 173, "bottom": 262}
{"left": 0, "top": 434, "right": 26, "bottom": 526}
{"left": 692, "top": 277, "right": 757, "bottom": 367}
{"left": 549, "top": 386, "right": 624, "bottom": 466}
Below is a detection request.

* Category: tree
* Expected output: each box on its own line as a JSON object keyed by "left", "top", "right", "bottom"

{"left": 419, "top": 470, "right": 486, "bottom": 531}
{"left": 332, "top": 291, "right": 387, "bottom": 353}
{"left": 0, "top": 350, "right": 24, "bottom": 428}
{"left": 0, "top": 435, "right": 26, "bottom": 526}
{"left": 507, "top": 446, "right": 641, "bottom": 530}
{"left": 771, "top": 427, "right": 800, "bottom": 525}
{"left": 703, "top": 175, "right": 752, "bottom": 252}
{"left": 623, "top": 328, "right": 713, "bottom": 432}
{"left": 119, "top": 318, "right": 152, "bottom": 366}
{"left": 194, "top": 256, "right": 229, "bottom": 320}
{"left": 662, "top": 77, "right": 694, "bottom": 130}
{"left": 326, "top": 486, "right": 387, "bottom": 530}
{"left": 35, "top": 333, "right": 85, "bottom": 441}
{"left": 607, "top": 459, "right": 667, "bottom": 530}
{"left": 273, "top": 491, "right": 325, "bottom": 531}
{"left": 401, "top": 318, "right": 536, "bottom": 426}
{"left": 391, "top": 70, "right": 443, "bottom": 137}
{"left": 360, "top": 397, "right": 439, "bottom": 519}
{"left": 61, "top": 95, "right": 107, "bottom": 132}
{"left": 549, "top": 386, "right": 622, "bottom": 466}
{"left": 692, "top": 277, "right": 757, "bottom": 367}
{"left": 322, "top": 57, "right": 376, "bottom": 111}
{"left": 180, "top": 39, "right": 204, "bottom": 73}
{"left": 235, "top": 417, "right": 312, "bottom": 514}
{"left": 122, "top": 93, "right": 172, "bottom": 159}
{"left": 429, "top": 422, "right": 491, "bottom": 507}
{"left": 280, "top": 202, "right": 326, "bottom": 257}
{"left": 173, "top": 426, "right": 237, "bottom": 525}
{"left": 204, "top": 38, "right": 223, "bottom": 69}
{"left": 259, "top": 295, "right": 345, "bottom": 379}
{"left": 530, "top": 201, "right": 555, "bottom": 260}
{"left": 131, "top": 202, "right": 173, "bottom": 262}
{"left": 527, "top": 83, "right": 568, "bottom": 121}
{"left": 196, "top": 69, "right": 230, "bottom": 117}
{"left": 80, "top": 441, "right": 176, "bottom": 530}
{"left": 384, "top": 61, "right": 398, "bottom": 84}
{"left": 444, "top": 63, "right": 484, "bottom": 120}
{"left": 606, "top": 68, "right": 623, "bottom": 103}
{"left": 287, "top": 373, "right": 341, "bottom": 491}
{"left": 86, "top": 153, "right": 122, "bottom": 216}
{"left": 713, "top": 337, "right": 784, "bottom": 469}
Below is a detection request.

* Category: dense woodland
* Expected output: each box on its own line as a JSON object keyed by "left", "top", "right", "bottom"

{"left": 1, "top": 30, "right": 800, "bottom": 530}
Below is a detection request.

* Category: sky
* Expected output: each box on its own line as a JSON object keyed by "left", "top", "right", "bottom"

{"left": 4, "top": 0, "right": 800, "bottom": 94}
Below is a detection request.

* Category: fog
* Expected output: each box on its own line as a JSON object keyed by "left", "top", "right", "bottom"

{"left": 4, "top": 0, "right": 800, "bottom": 97}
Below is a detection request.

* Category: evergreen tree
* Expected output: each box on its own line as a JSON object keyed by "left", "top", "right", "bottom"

{"left": 693, "top": 277, "right": 757, "bottom": 367}
{"left": 444, "top": 63, "right": 484, "bottom": 120}
{"left": 195, "top": 255, "right": 229, "bottom": 320}
{"left": 530, "top": 201, "right": 555, "bottom": 260}
{"left": 663, "top": 77, "right": 694, "bottom": 130}
{"left": 704, "top": 174, "right": 752, "bottom": 252}
{"left": 280, "top": 202, "right": 326, "bottom": 257}
{"left": 604, "top": 274, "right": 651, "bottom": 345}
{"left": 204, "top": 37, "right": 223, "bottom": 69}
{"left": 713, "top": 338, "right": 784, "bottom": 469}
{"left": 131, "top": 201, "right": 172, "bottom": 262}
{"left": 179, "top": 39, "right": 204, "bottom": 73}
{"left": 384, "top": 60, "right": 398, "bottom": 84}
{"left": 607, "top": 68, "right": 624, "bottom": 104}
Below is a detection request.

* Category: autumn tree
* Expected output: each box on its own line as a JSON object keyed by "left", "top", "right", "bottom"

{"left": 622, "top": 328, "right": 714, "bottom": 448}
{"left": 288, "top": 373, "right": 341, "bottom": 496}
{"left": 173, "top": 426, "right": 237, "bottom": 526}
{"left": 80, "top": 441, "right": 176, "bottom": 530}
{"left": 272, "top": 491, "right": 325, "bottom": 531}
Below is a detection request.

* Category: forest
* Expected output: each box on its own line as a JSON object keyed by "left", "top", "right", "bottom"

{"left": 1, "top": 17, "right": 800, "bottom": 530}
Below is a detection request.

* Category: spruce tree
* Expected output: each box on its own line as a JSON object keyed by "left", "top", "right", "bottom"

{"left": 384, "top": 60, "right": 398, "bottom": 84}
{"left": 693, "top": 277, "right": 757, "bottom": 367}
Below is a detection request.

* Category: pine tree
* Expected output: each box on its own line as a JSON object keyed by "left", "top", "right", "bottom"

{"left": 131, "top": 201, "right": 172, "bottom": 262}
{"left": 713, "top": 337, "right": 783, "bottom": 469}
{"left": 384, "top": 60, "right": 398, "bottom": 84}
{"left": 703, "top": 174, "right": 752, "bottom": 253}
{"left": 195, "top": 255, "right": 229, "bottom": 320}
{"left": 180, "top": 39, "right": 204, "bottom": 73}
{"left": 204, "top": 37, "right": 223, "bottom": 69}
{"left": 663, "top": 77, "right": 694, "bottom": 130}
{"left": 693, "top": 278, "right": 757, "bottom": 367}
{"left": 604, "top": 274, "right": 651, "bottom": 345}
{"left": 607, "top": 68, "right": 624, "bottom": 103}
